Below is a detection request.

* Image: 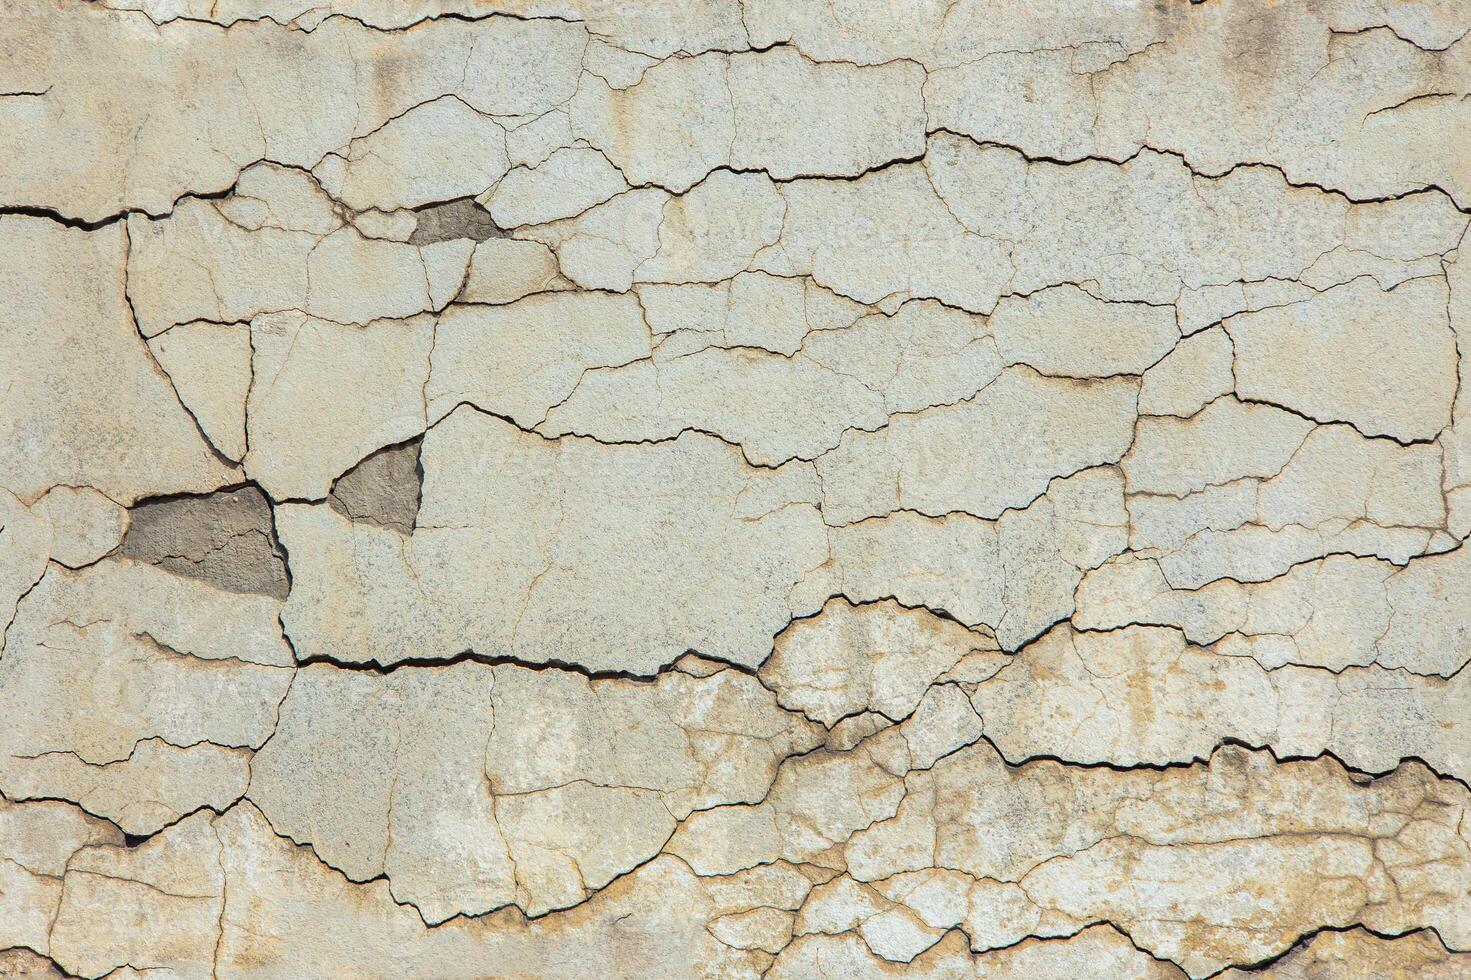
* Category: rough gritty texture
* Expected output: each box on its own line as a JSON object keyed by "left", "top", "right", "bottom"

{"left": 118, "top": 486, "right": 290, "bottom": 599}
{"left": 327, "top": 438, "right": 423, "bottom": 533}
{"left": 2, "top": 1, "right": 1470, "bottom": 976}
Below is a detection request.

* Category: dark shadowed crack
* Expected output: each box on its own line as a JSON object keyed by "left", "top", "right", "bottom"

{"left": 0, "top": 947, "right": 70, "bottom": 978}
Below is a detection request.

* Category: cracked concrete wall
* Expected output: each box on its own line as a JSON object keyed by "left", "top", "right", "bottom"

{"left": 1, "top": 0, "right": 1470, "bottom": 976}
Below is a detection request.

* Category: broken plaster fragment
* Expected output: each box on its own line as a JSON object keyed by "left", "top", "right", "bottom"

{"left": 989, "top": 284, "right": 1179, "bottom": 378}
{"left": 569, "top": 49, "right": 925, "bottom": 191}
{"left": 427, "top": 290, "right": 651, "bottom": 427}
{"left": 245, "top": 312, "right": 433, "bottom": 501}
{"left": 147, "top": 319, "right": 253, "bottom": 462}
{"left": 1226, "top": 276, "right": 1457, "bottom": 442}
{"left": 817, "top": 368, "right": 1139, "bottom": 524}
{"left": 248, "top": 660, "right": 820, "bottom": 921}
{"left": 29, "top": 485, "right": 128, "bottom": 569}
{"left": 483, "top": 145, "right": 629, "bottom": 228}
{"left": 1, "top": 559, "right": 293, "bottom": 835}
{"left": 1138, "top": 325, "right": 1235, "bottom": 417}
{"left": 0, "top": 217, "right": 238, "bottom": 504}
{"left": 277, "top": 408, "right": 831, "bottom": 672}
{"left": 759, "top": 598, "right": 1004, "bottom": 726}
{"left": 541, "top": 298, "right": 1005, "bottom": 466}
{"left": 313, "top": 96, "right": 510, "bottom": 213}
{"left": 967, "top": 622, "right": 1471, "bottom": 782}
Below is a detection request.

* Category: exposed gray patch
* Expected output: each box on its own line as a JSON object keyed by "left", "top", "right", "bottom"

{"left": 119, "top": 486, "right": 289, "bottom": 599}
{"left": 328, "top": 438, "right": 423, "bottom": 534}
{"left": 408, "top": 198, "right": 504, "bottom": 246}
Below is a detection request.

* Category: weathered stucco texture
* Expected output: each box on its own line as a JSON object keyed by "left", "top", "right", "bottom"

{"left": 3, "top": 0, "right": 1471, "bottom": 976}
